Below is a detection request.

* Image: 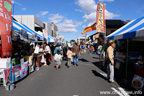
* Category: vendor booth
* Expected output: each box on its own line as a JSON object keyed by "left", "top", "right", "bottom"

{"left": 0, "top": 19, "right": 46, "bottom": 89}
{"left": 107, "top": 16, "right": 144, "bottom": 91}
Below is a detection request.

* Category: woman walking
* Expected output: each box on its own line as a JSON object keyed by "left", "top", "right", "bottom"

{"left": 72, "top": 42, "right": 80, "bottom": 66}
{"left": 44, "top": 43, "right": 51, "bottom": 67}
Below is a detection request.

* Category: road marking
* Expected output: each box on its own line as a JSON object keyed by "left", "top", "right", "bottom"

{"left": 111, "top": 87, "right": 124, "bottom": 96}
{"left": 100, "top": 72, "right": 107, "bottom": 78}
{"left": 118, "top": 87, "right": 130, "bottom": 96}
{"left": 73, "top": 95, "right": 79, "bottom": 96}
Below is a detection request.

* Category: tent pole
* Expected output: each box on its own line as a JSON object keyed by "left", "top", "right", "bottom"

{"left": 125, "top": 39, "right": 129, "bottom": 83}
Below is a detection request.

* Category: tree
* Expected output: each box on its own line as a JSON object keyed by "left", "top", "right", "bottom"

{"left": 70, "top": 39, "right": 76, "bottom": 43}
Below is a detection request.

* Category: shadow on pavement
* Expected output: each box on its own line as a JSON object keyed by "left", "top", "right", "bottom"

{"left": 79, "top": 58, "right": 89, "bottom": 62}
{"left": 92, "top": 62, "right": 107, "bottom": 73}
{"left": 91, "top": 61, "right": 141, "bottom": 96}
{"left": 92, "top": 70, "right": 107, "bottom": 81}
{"left": 93, "top": 57, "right": 99, "bottom": 59}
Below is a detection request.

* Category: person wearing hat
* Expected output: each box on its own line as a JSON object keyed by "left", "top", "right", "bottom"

{"left": 106, "top": 40, "right": 115, "bottom": 83}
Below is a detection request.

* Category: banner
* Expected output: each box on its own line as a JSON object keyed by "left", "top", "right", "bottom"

{"left": 3, "top": 61, "right": 28, "bottom": 86}
{"left": 96, "top": 3, "right": 105, "bottom": 33}
{"left": 0, "top": 0, "right": 13, "bottom": 57}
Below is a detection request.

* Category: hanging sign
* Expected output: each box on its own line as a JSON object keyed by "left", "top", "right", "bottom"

{"left": 96, "top": 3, "right": 105, "bottom": 33}
{"left": 0, "top": 0, "right": 13, "bottom": 57}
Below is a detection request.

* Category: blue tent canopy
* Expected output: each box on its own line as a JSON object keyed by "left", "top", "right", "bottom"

{"left": 47, "top": 35, "right": 55, "bottom": 43}
{"left": 12, "top": 20, "right": 45, "bottom": 41}
{"left": 107, "top": 16, "right": 144, "bottom": 40}
{"left": 12, "top": 20, "right": 32, "bottom": 37}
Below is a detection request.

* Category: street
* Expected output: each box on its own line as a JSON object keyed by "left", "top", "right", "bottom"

{"left": 0, "top": 53, "right": 129, "bottom": 96}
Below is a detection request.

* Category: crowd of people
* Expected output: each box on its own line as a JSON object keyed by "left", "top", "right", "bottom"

{"left": 32, "top": 42, "right": 80, "bottom": 71}
{"left": 32, "top": 40, "right": 115, "bottom": 83}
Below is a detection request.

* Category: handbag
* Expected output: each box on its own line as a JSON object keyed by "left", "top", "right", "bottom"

{"left": 72, "top": 53, "right": 76, "bottom": 56}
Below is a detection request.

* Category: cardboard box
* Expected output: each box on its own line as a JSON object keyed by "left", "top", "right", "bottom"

{"left": 0, "top": 58, "right": 10, "bottom": 69}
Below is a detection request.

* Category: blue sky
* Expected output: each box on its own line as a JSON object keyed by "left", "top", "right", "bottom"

{"left": 12, "top": 0, "right": 144, "bottom": 41}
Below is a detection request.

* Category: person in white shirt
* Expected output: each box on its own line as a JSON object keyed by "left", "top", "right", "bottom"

{"left": 54, "top": 50, "right": 62, "bottom": 70}
{"left": 44, "top": 43, "right": 51, "bottom": 67}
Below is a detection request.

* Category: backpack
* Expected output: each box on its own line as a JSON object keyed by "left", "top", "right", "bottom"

{"left": 81, "top": 45, "right": 84, "bottom": 49}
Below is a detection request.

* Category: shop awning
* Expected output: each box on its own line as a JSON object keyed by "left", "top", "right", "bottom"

{"left": 36, "top": 31, "right": 45, "bottom": 41}
{"left": 22, "top": 24, "right": 45, "bottom": 41}
{"left": 12, "top": 20, "right": 32, "bottom": 40}
{"left": 107, "top": 16, "right": 144, "bottom": 40}
{"left": 48, "top": 35, "right": 55, "bottom": 42}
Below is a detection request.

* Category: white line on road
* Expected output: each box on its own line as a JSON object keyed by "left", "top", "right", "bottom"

{"left": 100, "top": 72, "right": 107, "bottom": 78}
{"left": 73, "top": 95, "right": 79, "bottom": 96}
{"left": 111, "top": 87, "right": 124, "bottom": 96}
{"left": 118, "top": 87, "right": 130, "bottom": 96}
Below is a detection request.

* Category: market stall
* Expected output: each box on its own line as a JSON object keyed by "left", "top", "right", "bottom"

{"left": 107, "top": 16, "right": 144, "bottom": 91}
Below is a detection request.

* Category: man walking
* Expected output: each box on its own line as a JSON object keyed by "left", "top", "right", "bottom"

{"left": 106, "top": 40, "right": 115, "bottom": 83}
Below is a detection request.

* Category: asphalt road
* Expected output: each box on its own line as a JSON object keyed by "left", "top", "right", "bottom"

{"left": 0, "top": 53, "right": 129, "bottom": 96}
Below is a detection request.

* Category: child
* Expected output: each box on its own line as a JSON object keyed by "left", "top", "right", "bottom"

{"left": 54, "top": 50, "right": 62, "bottom": 70}
{"left": 67, "top": 47, "right": 73, "bottom": 68}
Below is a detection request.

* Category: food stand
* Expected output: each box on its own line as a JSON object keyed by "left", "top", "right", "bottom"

{"left": 107, "top": 16, "right": 144, "bottom": 91}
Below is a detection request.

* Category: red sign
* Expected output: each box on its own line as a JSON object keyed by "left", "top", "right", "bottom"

{"left": 0, "top": 0, "right": 12, "bottom": 57}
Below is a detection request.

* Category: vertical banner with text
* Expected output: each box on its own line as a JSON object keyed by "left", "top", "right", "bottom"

{"left": 0, "top": 0, "right": 12, "bottom": 57}
{"left": 96, "top": 3, "right": 105, "bottom": 33}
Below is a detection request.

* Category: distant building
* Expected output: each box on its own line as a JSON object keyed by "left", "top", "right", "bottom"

{"left": 59, "top": 36, "right": 65, "bottom": 42}
{"left": 77, "top": 36, "right": 89, "bottom": 45}
{"left": 51, "top": 22, "right": 58, "bottom": 38}
{"left": 88, "top": 19, "right": 130, "bottom": 43}
{"left": 14, "top": 15, "right": 44, "bottom": 32}
{"left": 43, "top": 22, "right": 52, "bottom": 38}
{"left": 106, "top": 20, "right": 130, "bottom": 36}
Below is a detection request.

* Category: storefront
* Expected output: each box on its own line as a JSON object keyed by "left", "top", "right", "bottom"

{"left": 107, "top": 16, "right": 144, "bottom": 91}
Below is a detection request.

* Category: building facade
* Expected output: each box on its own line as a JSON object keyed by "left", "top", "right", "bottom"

{"left": 87, "top": 20, "right": 130, "bottom": 44}
{"left": 14, "top": 15, "right": 44, "bottom": 32}
{"left": 43, "top": 22, "right": 52, "bottom": 38}
{"left": 51, "top": 22, "right": 58, "bottom": 38}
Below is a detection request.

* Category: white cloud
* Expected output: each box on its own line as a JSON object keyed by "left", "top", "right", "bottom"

{"left": 57, "top": 19, "right": 82, "bottom": 33}
{"left": 105, "top": 10, "right": 120, "bottom": 19}
{"left": 48, "top": 14, "right": 82, "bottom": 33}
{"left": 75, "top": 9, "right": 83, "bottom": 12}
{"left": 83, "top": 10, "right": 119, "bottom": 23}
{"left": 76, "top": 0, "right": 120, "bottom": 25}
{"left": 37, "top": 11, "right": 49, "bottom": 17}
{"left": 75, "top": 0, "right": 97, "bottom": 13}
{"left": 48, "top": 14, "right": 64, "bottom": 24}
{"left": 83, "top": 12, "right": 96, "bottom": 23}
{"left": 22, "top": 8, "right": 26, "bottom": 11}
{"left": 99, "top": 0, "right": 114, "bottom": 2}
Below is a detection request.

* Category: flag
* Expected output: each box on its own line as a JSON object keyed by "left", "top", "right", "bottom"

{"left": 0, "top": 0, "right": 13, "bottom": 57}
{"left": 96, "top": 3, "right": 105, "bottom": 33}
{"left": 81, "top": 22, "right": 96, "bottom": 35}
